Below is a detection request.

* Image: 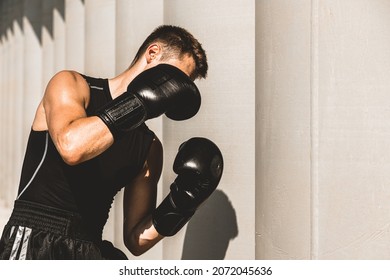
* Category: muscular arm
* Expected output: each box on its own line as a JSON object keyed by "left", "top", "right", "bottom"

{"left": 41, "top": 71, "right": 114, "bottom": 165}
{"left": 123, "top": 136, "right": 164, "bottom": 256}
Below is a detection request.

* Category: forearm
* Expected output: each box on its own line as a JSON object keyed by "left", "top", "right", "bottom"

{"left": 50, "top": 116, "right": 114, "bottom": 165}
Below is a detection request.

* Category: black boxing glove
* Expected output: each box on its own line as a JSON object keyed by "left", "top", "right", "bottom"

{"left": 152, "top": 137, "right": 223, "bottom": 236}
{"left": 97, "top": 64, "right": 201, "bottom": 140}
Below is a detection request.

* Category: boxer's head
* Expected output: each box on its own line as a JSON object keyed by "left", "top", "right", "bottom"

{"left": 130, "top": 25, "right": 208, "bottom": 81}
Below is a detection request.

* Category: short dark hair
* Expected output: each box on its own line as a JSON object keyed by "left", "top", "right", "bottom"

{"left": 131, "top": 25, "right": 208, "bottom": 80}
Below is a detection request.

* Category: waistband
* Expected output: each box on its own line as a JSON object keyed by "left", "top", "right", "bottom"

{"left": 7, "top": 200, "right": 94, "bottom": 241}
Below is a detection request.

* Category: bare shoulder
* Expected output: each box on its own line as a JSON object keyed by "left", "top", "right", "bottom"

{"left": 43, "top": 70, "right": 90, "bottom": 105}
{"left": 49, "top": 70, "right": 86, "bottom": 84}
{"left": 33, "top": 71, "right": 90, "bottom": 130}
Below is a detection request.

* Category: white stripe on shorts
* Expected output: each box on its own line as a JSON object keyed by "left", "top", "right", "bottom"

{"left": 9, "top": 226, "right": 32, "bottom": 260}
{"left": 9, "top": 226, "right": 25, "bottom": 260}
{"left": 19, "top": 227, "right": 32, "bottom": 260}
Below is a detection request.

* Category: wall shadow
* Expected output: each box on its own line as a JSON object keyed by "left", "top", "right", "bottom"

{"left": 181, "top": 190, "right": 238, "bottom": 260}
{"left": 0, "top": 0, "right": 65, "bottom": 43}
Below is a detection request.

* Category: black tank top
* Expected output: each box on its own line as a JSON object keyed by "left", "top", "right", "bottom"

{"left": 17, "top": 75, "right": 155, "bottom": 240}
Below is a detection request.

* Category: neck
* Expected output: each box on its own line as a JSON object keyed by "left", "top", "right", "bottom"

{"left": 108, "top": 62, "right": 145, "bottom": 99}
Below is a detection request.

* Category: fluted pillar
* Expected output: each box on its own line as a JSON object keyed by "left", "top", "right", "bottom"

{"left": 256, "top": 0, "right": 390, "bottom": 260}
{"left": 0, "top": 0, "right": 24, "bottom": 230}
{"left": 53, "top": 0, "right": 65, "bottom": 73}
{"left": 65, "top": 0, "right": 84, "bottom": 72}
{"left": 42, "top": 0, "right": 55, "bottom": 86}
{"left": 7, "top": 0, "right": 23, "bottom": 205}
{"left": 11, "top": 2, "right": 25, "bottom": 199}
{"left": 84, "top": 0, "right": 116, "bottom": 242}
{"left": 1, "top": 2, "right": 12, "bottom": 207}
{"left": 0, "top": 3, "right": 5, "bottom": 203}
{"left": 114, "top": 0, "right": 164, "bottom": 259}
{"left": 22, "top": 0, "right": 42, "bottom": 144}
{"left": 163, "top": 0, "right": 254, "bottom": 260}
{"left": 84, "top": 0, "right": 115, "bottom": 77}
{"left": 255, "top": 0, "right": 312, "bottom": 259}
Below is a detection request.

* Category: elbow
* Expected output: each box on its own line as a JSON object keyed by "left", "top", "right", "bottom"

{"left": 56, "top": 132, "right": 83, "bottom": 166}
{"left": 129, "top": 248, "right": 144, "bottom": 257}
{"left": 124, "top": 230, "right": 160, "bottom": 257}
{"left": 124, "top": 238, "right": 145, "bottom": 257}
{"left": 123, "top": 220, "right": 163, "bottom": 257}
{"left": 61, "top": 152, "right": 82, "bottom": 166}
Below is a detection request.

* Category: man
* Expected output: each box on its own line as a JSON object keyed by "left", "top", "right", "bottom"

{"left": 0, "top": 25, "right": 223, "bottom": 259}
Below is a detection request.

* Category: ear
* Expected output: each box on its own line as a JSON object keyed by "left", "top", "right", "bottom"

{"left": 145, "top": 43, "right": 162, "bottom": 64}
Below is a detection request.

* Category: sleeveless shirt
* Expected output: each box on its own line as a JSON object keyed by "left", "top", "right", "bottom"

{"left": 17, "top": 75, "right": 155, "bottom": 240}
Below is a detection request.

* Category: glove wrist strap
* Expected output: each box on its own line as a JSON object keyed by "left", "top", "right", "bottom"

{"left": 97, "top": 93, "right": 146, "bottom": 140}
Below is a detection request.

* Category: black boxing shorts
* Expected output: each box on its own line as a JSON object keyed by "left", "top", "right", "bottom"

{"left": 0, "top": 200, "right": 127, "bottom": 260}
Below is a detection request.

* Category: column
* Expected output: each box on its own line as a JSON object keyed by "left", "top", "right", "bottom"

{"left": 0, "top": 0, "right": 19, "bottom": 232}
{"left": 317, "top": 0, "right": 390, "bottom": 259}
{"left": 53, "top": 0, "right": 66, "bottom": 73}
{"left": 65, "top": 0, "right": 84, "bottom": 72}
{"left": 255, "top": 0, "right": 390, "bottom": 260}
{"left": 42, "top": 0, "right": 55, "bottom": 86}
{"left": 10, "top": 1, "right": 25, "bottom": 204}
{"left": 84, "top": 0, "right": 116, "bottom": 242}
{"left": 255, "top": 0, "right": 312, "bottom": 259}
{"left": 84, "top": 0, "right": 115, "bottom": 77}
{"left": 42, "top": 1, "right": 66, "bottom": 90}
{"left": 163, "top": 0, "right": 254, "bottom": 260}
{"left": 1, "top": 1, "right": 11, "bottom": 206}
{"left": 114, "top": 0, "right": 164, "bottom": 260}
{"left": 22, "top": 0, "right": 42, "bottom": 144}
{"left": 0, "top": 3, "right": 5, "bottom": 202}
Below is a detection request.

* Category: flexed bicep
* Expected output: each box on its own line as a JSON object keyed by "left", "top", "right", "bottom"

{"left": 41, "top": 71, "right": 114, "bottom": 165}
